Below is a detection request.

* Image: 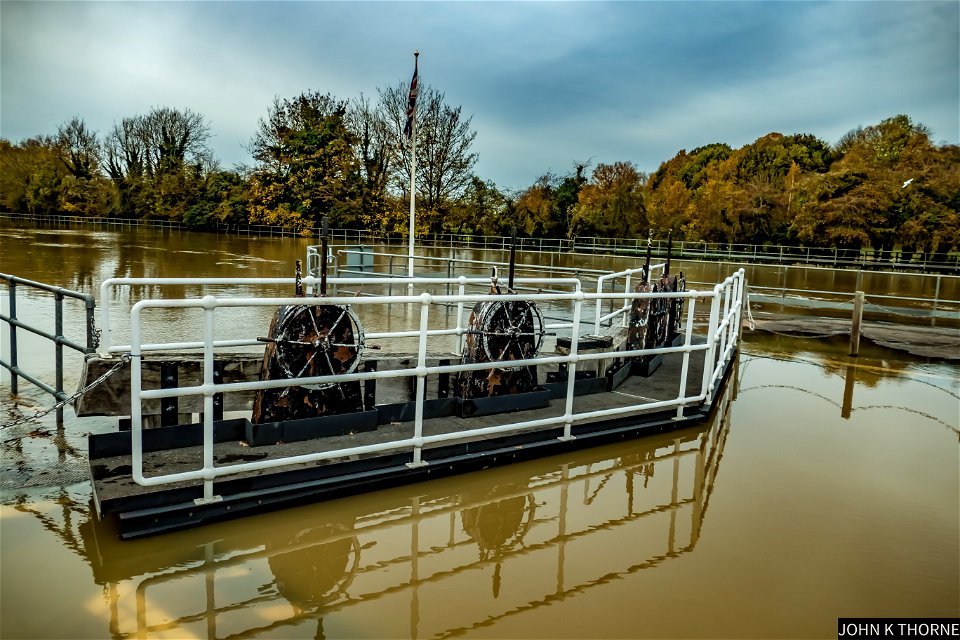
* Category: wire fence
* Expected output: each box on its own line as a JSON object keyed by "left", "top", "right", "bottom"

{"left": 3, "top": 211, "right": 957, "bottom": 273}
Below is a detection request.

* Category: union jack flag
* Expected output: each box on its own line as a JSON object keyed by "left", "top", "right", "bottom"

{"left": 404, "top": 56, "right": 419, "bottom": 140}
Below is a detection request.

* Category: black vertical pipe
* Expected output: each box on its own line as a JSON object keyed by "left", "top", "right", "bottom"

{"left": 363, "top": 360, "right": 377, "bottom": 411}
{"left": 321, "top": 216, "right": 329, "bottom": 296}
{"left": 85, "top": 296, "right": 96, "bottom": 353}
{"left": 508, "top": 226, "right": 517, "bottom": 290}
{"left": 55, "top": 292, "right": 64, "bottom": 427}
{"left": 665, "top": 229, "right": 673, "bottom": 277}
{"left": 8, "top": 281, "right": 17, "bottom": 395}
{"left": 160, "top": 362, "right": 179, "bottom": 427}
{"left": 294, "top": 259, "right": 304, "bottom": 297}
{"left": 213, "top": 361, "right": 224, "bottom": 421}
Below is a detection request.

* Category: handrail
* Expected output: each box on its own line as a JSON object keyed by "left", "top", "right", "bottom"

{"left": 593, "top": 263, "right": 666, "bottom": 334}
{"left": 0, "top": 273, "right": 97, "bottom": 409}
{"left": 122, "top": 269, "right": 746, "bottom": 500}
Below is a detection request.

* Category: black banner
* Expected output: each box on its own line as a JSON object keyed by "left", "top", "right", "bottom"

{"left": 838, "top": 619, "right": 960, "bottom": 639}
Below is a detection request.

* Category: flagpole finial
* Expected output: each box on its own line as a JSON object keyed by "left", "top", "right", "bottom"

{"left": 414, "top": 49, "right": 419, "bottom": 57}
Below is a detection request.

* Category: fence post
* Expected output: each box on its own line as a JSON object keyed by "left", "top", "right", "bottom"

{"left": 932, "top": 274, "right": 941, "bottom": 327}
{"left": 8, "top": 280, "right": 17, "bottom": 395}
{"left": 849, "top": 291, "right": 865, "bottom": 356}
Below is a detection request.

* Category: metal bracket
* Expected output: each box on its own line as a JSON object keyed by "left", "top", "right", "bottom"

{"left": 193, "top": 495, "right": 224, "bottom": 506}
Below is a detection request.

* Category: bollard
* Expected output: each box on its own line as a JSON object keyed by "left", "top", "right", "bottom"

{"left": 849, "top": 291, "right": 865, "bottom": 356}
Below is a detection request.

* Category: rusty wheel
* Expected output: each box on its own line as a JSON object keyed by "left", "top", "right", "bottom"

{"left": 465, "top": 300, "right": 545, "bottom": 369}
{"left": 271, "top": 304, "right": 364, "bottom": 388}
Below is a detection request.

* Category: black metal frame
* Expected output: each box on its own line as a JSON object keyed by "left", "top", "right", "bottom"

{"left": 0, "top": 273, "right": 97, "bottom": 420}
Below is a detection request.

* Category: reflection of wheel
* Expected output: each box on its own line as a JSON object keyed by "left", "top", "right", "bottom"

{"left": 460, "top": 485, "right": 537, "bottom": 560}
{"left": 267, "top": 522, "right": 360, "bottom": 610}
{"left": 272, "top": 304, "right": 364, "bottom": 388}
{"left": 465, "top": 300, "right": 545, "bottom": 369}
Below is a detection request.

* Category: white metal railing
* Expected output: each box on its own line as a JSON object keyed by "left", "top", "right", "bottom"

{"left": 120, "top": 269, "right": 745, "bottom": 500}
{"left": 98, "top": 276, "right": 582, "bottom": 357}
{"left": 593, "top": 263, "right": 666, "bottom": 334}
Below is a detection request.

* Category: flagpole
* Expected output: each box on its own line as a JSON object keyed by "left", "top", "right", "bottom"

{"left": 408, "top": 50, "right": 419, "bottom": 288}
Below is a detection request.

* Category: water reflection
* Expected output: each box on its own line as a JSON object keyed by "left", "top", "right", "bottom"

{"left": 9, "top": 380, "right": 734, "bottom": 639}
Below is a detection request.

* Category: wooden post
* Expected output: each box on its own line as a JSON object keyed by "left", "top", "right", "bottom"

{"left": 841, "top": 363, "right": 856, "bottom": 419}
{"left": 849, "top": 291, "right": 865, "bottom": 356}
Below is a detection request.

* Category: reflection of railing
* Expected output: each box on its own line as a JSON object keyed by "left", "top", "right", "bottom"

{"left": 116, "top": 270, "right": 743, "bottom": 500}
{"left": 0, "top": 273, "right": 97, "bottom": 415}
{"left": 73, "top": 379, "right": 735, "bottom": 639}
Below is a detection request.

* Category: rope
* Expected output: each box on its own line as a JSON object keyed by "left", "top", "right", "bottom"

{"left": 1, "top": 354, "right": 131, "bottom": 431}
{"left": 862, "top": 297, "right": 935, "bottom": 319}
{"left": 754, "top": 329, "right": 842, "bottom": 340}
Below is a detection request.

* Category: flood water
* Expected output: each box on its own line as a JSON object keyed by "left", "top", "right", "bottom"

{"left": 1, "top": 223, "right": 958, "bottom": 639}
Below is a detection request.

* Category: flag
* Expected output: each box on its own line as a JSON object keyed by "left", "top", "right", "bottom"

{"left": 404, "top": 56, "right": 419, "bottom": 140}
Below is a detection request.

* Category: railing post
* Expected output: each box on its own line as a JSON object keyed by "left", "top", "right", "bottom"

{"left": 54, "top": 292, "right": 65, "bottom": 406}
{"left": 408, "top": 294, "right": 431, "bottom": 467}
{"left": 675, "top": 295, "right": 698, "bottom": 420}
{"left": 932, "top": 274, "right": 941, "bottom": 327}
{"left": 849, "top": 291, "right": 865, "bottom": 357}
{"left": 7, "top": 280, "right": 17, "bottom": 395}
{"left": 560, "top": 293, "right": 583, "bottom": 442}
{"left": 622, "top": 273, "right": 632, "bottom": 327}
{"left": 701, "top": 286, "right": 721, "bottom": 404}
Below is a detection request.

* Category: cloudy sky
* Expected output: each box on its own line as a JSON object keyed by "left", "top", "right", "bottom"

{"left": 2, "top": 1, "right": 957, "bottom": 191}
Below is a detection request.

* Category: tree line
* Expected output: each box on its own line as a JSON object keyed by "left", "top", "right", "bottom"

{"left": 1, "top": 85, "right": 956, "bottom": 258}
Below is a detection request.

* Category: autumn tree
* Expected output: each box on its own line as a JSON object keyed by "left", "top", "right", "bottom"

{"left": 102, "top": 107, "right": 214, "bottom": 219}
{"left": 247, "top": 91, "right": 361, "bottom": 233}
{"left": 347, "top": 94, "right": 394, "bottom": 233}
{"left": 0, "top": 137, "right": 66, "bottom": 216}
{"left": 569, "top": 162, "right": 647, "bottom": 238}
{"left": 378, "top": 81, "right": 477, "bottom": 233}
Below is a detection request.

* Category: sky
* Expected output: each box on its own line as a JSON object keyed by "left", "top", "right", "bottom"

{"left": 1, "top": 1, "right": 958, "bottom": 192}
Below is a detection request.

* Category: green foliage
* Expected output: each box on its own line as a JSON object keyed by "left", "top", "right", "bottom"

{"left": 1, "top": 104, "right": 955, "bottom": 260}
{"left": 570, "top": 162, "right": 647, "bottom": 238}
{"left": 247, "top": 91, "right": 362, "bottom": 232}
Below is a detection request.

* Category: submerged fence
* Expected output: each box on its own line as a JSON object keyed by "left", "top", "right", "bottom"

{"left": 4, "top": 212, "right": 956, "bottom": 273}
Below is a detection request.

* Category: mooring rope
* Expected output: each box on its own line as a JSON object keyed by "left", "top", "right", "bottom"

{"left": 1, "top": 354, "right": 131, "bottom": 432}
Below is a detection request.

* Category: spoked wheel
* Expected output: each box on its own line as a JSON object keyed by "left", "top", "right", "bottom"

{"left": 252, "top": 304, "right": 365, "bottom": 424}
{"left": 627, "top": 282, "right": 654, "bottom": 358}
{"left": 271, "top": 304, "right": 364, "bottom": 387}
{"left": 459, "top": 299, "right": 545, "bottom": 399}
{"left": 465, "top": 300, "right": 545, "bottom": 370}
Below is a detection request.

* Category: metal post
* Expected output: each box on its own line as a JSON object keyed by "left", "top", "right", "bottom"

{"left": 849, "top": 291, "right": 864, "bottom": 357}
{"left": 54, "top": 292, "right": 64, "bottom": 426}
{"left": 85, "top": 296, "right": 96, "bottom": 352}
{"left": 932, "top": 274, "right": 941, "bottom": 327}
{"left": 8, "top": 280, "right": 17, "bottom": 395}
{"left": 701, "top": 287, "right": 721, "bottom": 403}
{"left": 408, "top": 296, "right": 430, "bottom": 467}
{"left": 560, "top": 295, "right": 582, "bottom": 442}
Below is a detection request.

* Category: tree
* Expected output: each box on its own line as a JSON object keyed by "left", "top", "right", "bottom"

{"left": 0, "top": 137, "right": 65, "bottom": 216}
{"left": 569, "top": 162, "right": 647, "bottom": 238}
{"left": 347, "top": 94, "right": 394, "bottom": 233}
{"left": 512, "top": 173, "right": 561, "bottom": 238}
{"left": 102, "top": 107, "right": 214, "bottom": 219}
{"left": 56, "top": 117, "right": 101, "bottom": 179}
{"left": 378, "top": 81, "right": 477, "bottom": 230}
{"left": 247, "top": 91, "right": 362, "bottom": 232}
{"left": 447, "top": 175, "right": 508, "bottom": 235}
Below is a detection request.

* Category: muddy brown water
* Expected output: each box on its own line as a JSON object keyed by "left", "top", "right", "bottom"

{"left": 1, "top": 224, "right": 958, "bottom": 638}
